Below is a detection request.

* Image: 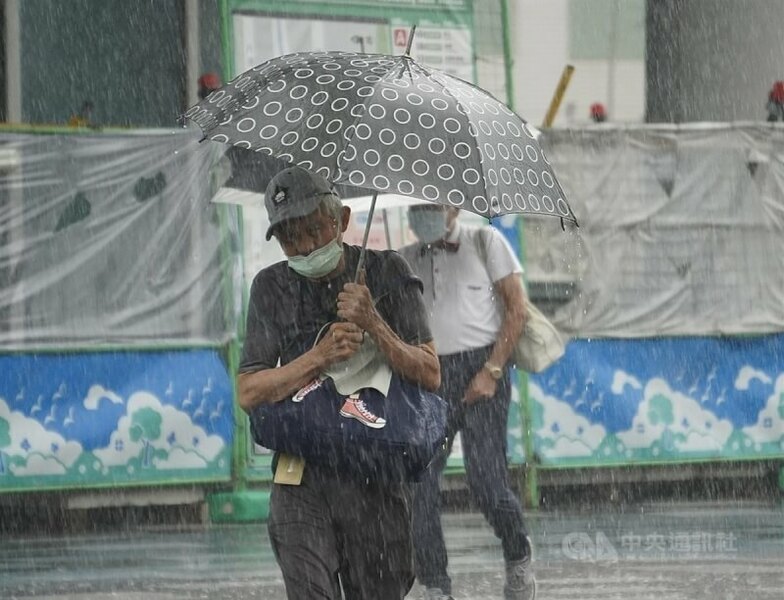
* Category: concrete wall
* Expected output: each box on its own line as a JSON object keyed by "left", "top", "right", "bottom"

{"left": 646, "top": 0, "right": 784, "bottom": 122}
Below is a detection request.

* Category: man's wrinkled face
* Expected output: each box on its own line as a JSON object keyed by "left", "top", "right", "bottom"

{"left": 274, "top": 205, "right": 349, "bottom": 258}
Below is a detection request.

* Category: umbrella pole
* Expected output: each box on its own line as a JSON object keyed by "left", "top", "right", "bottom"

{"left": 381, "top": 208, "right": 392, "bottom": 250}
{"left": 354, "top": 191, "right": 377, "bottom": 282}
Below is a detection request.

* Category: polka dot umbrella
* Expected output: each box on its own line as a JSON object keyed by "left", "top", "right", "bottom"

{"left": 182, "top": 32, "right": 577, "bottom": 229}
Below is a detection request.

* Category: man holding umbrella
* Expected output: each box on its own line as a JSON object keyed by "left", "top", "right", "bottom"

{"left": 400, "top": 206, "right": 536, "bottom": 600}
{"left": 237, "top": 166, "right": 440, "bottom": 600}
{"left": 185, "top": 40, "right": 575, "bottom": 600}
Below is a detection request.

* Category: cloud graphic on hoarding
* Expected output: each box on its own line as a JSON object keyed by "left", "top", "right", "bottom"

{"left": 678, "top": 430, "right": 723, "bottom": 452}
{"left": 10, "top": 453, "right": 67, "bottom": 476}
{"left": 83, "top": 385, "right": 124, "bottom": 410}
{"left": 93, "top": 392, "right": 224, "bottom": 469}
{"left": 0, "top": 398, "right": 82, "bottom": 469}
{"left": 734, "top": 367, "right": 772, "bottom": 391}
{"left": 548, "top": 437, "right": 594, "bottom": 457}
{"left": 742, "top": 375, "right": 784, "bottom": 444}
{"left": 617, "top": 379, "right": 732, "bottom": 451}
{"left": 529, "top": 382, "right": 606, "bottom": 458}
{"left": 611, "top": 371, "right": 642, "bottom": 395}
{"left": 154, "top": 447, "right": 208, "bottom": 470}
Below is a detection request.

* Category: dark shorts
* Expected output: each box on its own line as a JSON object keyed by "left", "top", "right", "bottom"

{"left": 268, "top": 464, "right": 415, "bottom": 600}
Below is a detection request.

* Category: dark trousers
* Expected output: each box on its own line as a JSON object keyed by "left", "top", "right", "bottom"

{"left": 268, "top": 464, "right": 415, "bottom": 600}
{"left": 413, "top": 345, "right": 529, "bottom": 594}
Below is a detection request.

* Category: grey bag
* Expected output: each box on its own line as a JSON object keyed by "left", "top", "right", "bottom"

{"left": 474, "top": 227, "right": 566, "bottom": 373}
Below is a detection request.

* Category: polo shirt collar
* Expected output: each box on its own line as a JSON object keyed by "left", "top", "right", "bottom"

{"left": 445, "top": 219, "right": 461, "bottom": 244}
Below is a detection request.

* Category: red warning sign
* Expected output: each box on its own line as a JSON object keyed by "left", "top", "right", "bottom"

{"left": 393, "top": 28, "right": 408, "bottom": 49}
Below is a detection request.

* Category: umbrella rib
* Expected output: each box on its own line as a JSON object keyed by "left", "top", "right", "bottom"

{"left": 197, "top": 62, "right": 294, "bottom": 137}
{"left": 428, "top": 71, "right": 494, "bottom": 216}
{"left": 335, "top": 56, "right": 408, "bottom": 185}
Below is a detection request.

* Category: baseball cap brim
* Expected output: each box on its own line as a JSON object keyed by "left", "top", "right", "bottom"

{"left": 264, "top": 193, "right": 325, "bottom": 240}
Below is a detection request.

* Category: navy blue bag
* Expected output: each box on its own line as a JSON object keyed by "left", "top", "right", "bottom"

{"left": 249, "top": 374, "right": 447, "bottom": 482}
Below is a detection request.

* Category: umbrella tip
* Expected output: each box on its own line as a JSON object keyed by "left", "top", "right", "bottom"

{"left": 404, "top": 25, "right": 417, "bottom": 57}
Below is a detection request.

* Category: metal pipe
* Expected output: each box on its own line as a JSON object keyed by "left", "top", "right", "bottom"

{"left": 500, "top": 0, "right": 515, "bottom": 110}
{"left": 185, "top": 0, "right": 200, "bottom": 107}
{"left": 606, "top": 0, "right": 620, "bottom": 119}
{"left": 4, "top": 0, "right": 21, "bottom": 122}
{"left": 542, "top": 64, "right": 575, "bottom": 127}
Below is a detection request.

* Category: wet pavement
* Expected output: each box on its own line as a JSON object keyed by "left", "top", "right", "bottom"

{"left": 1, "top": 499, "right": 783, "bottom": 599}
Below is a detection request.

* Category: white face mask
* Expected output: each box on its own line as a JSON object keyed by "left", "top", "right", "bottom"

{"left": 408, "top": 210, "right": 447, "bottom": 243}
{"left": 287, "top": 237, "right": 343, "bottom": 279}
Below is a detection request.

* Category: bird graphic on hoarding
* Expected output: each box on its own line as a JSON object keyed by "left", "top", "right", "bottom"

{"left": 193, "top": 398, "right": 208, "bottom": 420}
{"left": 30, "top": 395, "right": 44, "bottom": 415}
{"left": 44, "top": 405, "right": 57, "bottom": 426}
{"left": 52, "top": 383, "right": 66, "bottom": 402}
{"left": 63, "top": 407, "right": 76, "bottom": 427}
{"left": 590, "top": 392, "right": 605, "bottom": 413}
{"left": 209, "top": 400, "right": 224, "bottom": 421}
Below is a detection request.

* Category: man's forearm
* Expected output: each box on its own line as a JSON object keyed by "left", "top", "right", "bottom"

{"left": 487, "top": 311, "right": 525, "bottom": 368}
{"left": 238, "top": 351, "right": 323, "bottom": 413}
{"left": 487, "top": 278, "right": 528, "bottom": 368}
{"left": 366, "top": 317, "right": 441, "bottom": 391}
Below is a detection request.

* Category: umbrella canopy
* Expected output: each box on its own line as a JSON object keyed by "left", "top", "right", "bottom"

{"left": 183, "top": 50, "right": 577, "bottom": 224}
{"left": 212, "top": 187, "right": 426, "bottom": 214}
{"left": 223, "top": 146, "right": 367, "bottom": 200}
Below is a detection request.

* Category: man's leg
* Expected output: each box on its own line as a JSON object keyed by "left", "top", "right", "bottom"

{"left": 267, "top": 471, "right": 342, "bottom": 600}
{"left": 412, "top": 436, "right": 453, "bottom": 594}
{"left": 412, "top": 351, "right": 474, "bottom": 595}
{"left": 461, "top": 367, "right": 530, "bottom": 564}
{"left": 332, "top": 478, "right": 416, "bottom": 600}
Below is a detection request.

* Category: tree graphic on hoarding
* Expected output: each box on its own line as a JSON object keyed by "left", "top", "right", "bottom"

{"left": 647, "top": 394, "right": 682, "bottom": 452}
{"left": 0, "top": 418, "right": 10, "bottom": 475}
{"left": 129, "top": 408, "right": 162, "bottom": 468}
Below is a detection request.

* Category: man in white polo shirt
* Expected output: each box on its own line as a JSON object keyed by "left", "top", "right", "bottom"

{"left": 399, "top": 205, "right": 535, "bottom": 600}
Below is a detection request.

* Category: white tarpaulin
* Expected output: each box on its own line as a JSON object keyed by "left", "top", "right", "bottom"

{"left": 0, "top": 130, "right": 242, "bottom": 349}
{"left": 529, "top": 123, "right": 784, "bottom": 337}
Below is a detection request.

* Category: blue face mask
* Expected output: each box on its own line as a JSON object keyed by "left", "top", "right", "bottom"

{"left": 408, "top": 209, "right": 447, "bottom": 243}
{"left": 287, "top": 237, "right": 343, "bottom": 279}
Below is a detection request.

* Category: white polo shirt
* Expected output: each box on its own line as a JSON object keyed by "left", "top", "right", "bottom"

{"left": 399, "top": 220, "right": 523, "bottom": 356}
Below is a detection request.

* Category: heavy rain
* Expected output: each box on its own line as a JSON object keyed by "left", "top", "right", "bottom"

{"left": 0, "top": 1, "right": 783, "bottom": 599}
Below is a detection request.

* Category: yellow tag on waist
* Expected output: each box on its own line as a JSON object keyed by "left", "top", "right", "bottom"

{"left": 273, "top": 453, "right": 305, "bottom": 485}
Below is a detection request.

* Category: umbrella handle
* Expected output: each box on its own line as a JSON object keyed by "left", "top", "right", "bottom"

{"left": 354, "top": 191, "right": 378, "bottom": 283}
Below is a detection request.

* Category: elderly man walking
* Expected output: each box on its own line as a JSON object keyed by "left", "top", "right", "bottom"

{"left": 400, "top": 205, "right": 535, "bottom": 600}
{"left": 239, "top": 167, "right": 440, "bottom": 600}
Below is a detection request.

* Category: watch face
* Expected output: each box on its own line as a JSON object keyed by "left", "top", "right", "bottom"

{"left": 486, "top": 363, "right": 503, "bottom": 379}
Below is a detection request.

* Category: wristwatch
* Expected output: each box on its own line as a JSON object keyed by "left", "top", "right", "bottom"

{"left": 484, "top": 361, "right": 503, "bottom": 380}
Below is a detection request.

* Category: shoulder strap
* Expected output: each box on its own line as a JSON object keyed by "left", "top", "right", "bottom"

{"left": 472, "top": 226, "right": 493, "bottom": 273}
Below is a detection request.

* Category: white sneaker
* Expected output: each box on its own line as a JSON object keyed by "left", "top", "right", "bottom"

{"left": 503, "top": 556, "right": 536, "bottom": 600}
{"left": 423, "top": 588, "right": 454, "bottom": 600}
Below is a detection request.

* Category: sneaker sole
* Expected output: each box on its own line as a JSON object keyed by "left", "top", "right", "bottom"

{"left": 339, "top": 409, "right": 387, "bottom": 429}
{"left": 505, "top": 576, "right": 536, "bottom": 600}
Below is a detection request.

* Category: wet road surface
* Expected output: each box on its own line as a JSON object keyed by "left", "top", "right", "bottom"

{"left": 1, "top": 499, "right": 782, "bottom": 599}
